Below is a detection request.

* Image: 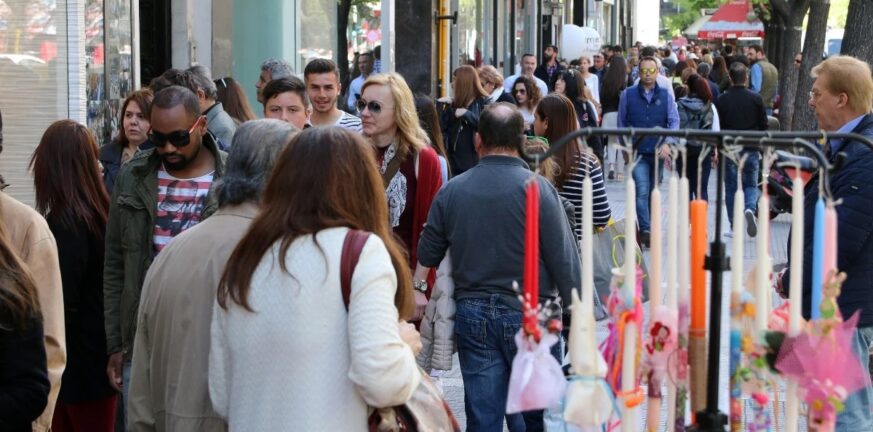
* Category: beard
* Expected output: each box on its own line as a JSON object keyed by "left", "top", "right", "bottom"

{"left": 159, "top": 144, "right": 200, "bottom": 171}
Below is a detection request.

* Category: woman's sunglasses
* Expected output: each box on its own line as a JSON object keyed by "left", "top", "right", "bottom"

{"left": 357, "top": 99, "right": 385, "bottom": 114}
{"left": 513, "top": 88, "right": 527, "bottom": 94}
{"left": 148, "top": 117, "right": 203, "bottom": 148}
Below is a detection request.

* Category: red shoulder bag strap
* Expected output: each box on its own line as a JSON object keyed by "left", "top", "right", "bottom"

{"left": 340, "top": 229, "right": 371, "bottom": 310}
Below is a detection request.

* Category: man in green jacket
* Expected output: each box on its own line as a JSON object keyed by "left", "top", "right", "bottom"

{"left": 103, "top": 85, "right": 226, "bottom": 424}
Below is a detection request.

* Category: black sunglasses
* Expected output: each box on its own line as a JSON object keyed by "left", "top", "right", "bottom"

{"left": 513, "top": 88, "right": 527, "bottom": 94}
{"left": 356, "top": 99, "right": 384, "bottom": 114}
{"left": 148, "top": 117, "right": 203, "bottom": 148}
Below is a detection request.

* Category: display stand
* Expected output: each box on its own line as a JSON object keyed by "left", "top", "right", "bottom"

{"left": 522, "top": 127, "right": 873, "bottom": 431}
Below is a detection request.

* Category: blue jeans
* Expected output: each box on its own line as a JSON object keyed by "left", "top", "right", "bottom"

{"left": 836, "top": 326, "right": 873, "bottom": 431}
{"left": 632, "top": 154, "right": 663, "bottom": 232}
{"left": 455, "top": 295, "right": 561, "bottom": 432}
{"left": 724, "top": 151, "right": 760, "bottom": 226}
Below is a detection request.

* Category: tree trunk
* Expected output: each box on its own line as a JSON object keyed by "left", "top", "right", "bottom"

{"left": 337, "top": 0, "right": 352, "bottom": 108}
{"left": 793, "top": 0, "right": 831, "bottom": 131}
{"left": 842, "top": 0, "right": 873, "bottom": 64}
{"left": 770, "top": 0, "right": 810, "bottom": 131}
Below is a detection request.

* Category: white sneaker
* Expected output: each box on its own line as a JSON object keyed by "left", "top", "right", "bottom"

{"left": 745, "top": 209, "right": 758, "bottom": 238}
{"left": 723, "top": 231, "right": 734, "bottom": 238}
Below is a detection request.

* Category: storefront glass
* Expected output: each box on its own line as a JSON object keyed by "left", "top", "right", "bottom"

{"left": 0, "top": 0, "right": 70, "bottom": 203}
{"left": 229, "top": 0, "right": 338, "bottom": 111}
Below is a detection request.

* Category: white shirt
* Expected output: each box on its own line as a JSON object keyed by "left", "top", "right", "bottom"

{"left": 504, "top": 74, "right": 549, "bottom": 98}
{"left": 335, "top": 111, "right": 363, "bottom": 133}
{"left": 347, "top": 75, "right": 368, "bottom": 113}
{"left": 584, "top": 74, "right": 600, "bottom": 104}
{"left": 209, "top": 227, "right": 420, "bottom": 431}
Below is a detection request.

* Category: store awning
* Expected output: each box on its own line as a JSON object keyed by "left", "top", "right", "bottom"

{"left": 697, "top": 0, "right": 764, "bottom": 40}
{"left": 684, "top": 13, "right": 713, "bottom": 39}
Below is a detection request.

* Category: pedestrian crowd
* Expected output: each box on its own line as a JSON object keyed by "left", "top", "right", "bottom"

{"left": 1, "top": 39, "right": 873, "bottom": 432}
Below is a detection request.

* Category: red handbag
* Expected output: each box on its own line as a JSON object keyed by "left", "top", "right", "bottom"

{"left": 340, "top": 229, "right": 461, "bottom": 432}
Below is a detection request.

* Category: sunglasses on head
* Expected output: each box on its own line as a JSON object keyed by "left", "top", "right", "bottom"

{"left": 356, "top": 99, "right": 385, "bottom": 114}
{"left": 149, "top": 117, "right": 203, "bottom": 148}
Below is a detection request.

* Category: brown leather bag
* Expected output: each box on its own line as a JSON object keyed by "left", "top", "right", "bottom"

{"left": 340, "top": 229, "right": 461, "bottom": 432}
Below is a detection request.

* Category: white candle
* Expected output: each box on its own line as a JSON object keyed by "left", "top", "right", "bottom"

{"left": 732, "top": 187, "right": 745, "bottom": 294}
{"left": 625, "top": 176, "right": 636, "bottom": 306}
{"left": 622, "top": 174, "right": 637, "bottom": 430}
{"left": 651, "top": 184, "right": 662, "bottom": 309}
{"left": 785, "top": 176, "right": 805, "bottom": 432}
{"left": 755, "top": 193, "right": 770, "bottom": 333}
{"left": 622, "top": 321, "right": 638, "bottom": 432}
{"left": 666, "top": 175, "right": 679, "bottom": 307}
{"left": 582, "top": 176, "right": 594, "bottom": 318}
{"left": 665, "top": 174, "right": 679, "bottom": 429}
{"left": 679, "top": 178, "right": 690, "bottom": 306}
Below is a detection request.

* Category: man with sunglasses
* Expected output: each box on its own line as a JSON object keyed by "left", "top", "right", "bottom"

{"left": 618, "top": 56, "right": 680, "bottom": 248}
{"left": 103, "top": 85, "right": 226, "bottom": 421}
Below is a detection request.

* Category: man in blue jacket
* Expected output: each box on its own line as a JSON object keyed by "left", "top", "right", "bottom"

{"left": 782, "top": 55, "right": 873, "bottom": 431}
{"left": 617, "top": 56, "right": 679, "bottom": 247}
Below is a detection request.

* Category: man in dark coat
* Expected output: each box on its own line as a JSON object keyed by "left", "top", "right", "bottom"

{"left": 781, "top": 55, "right": 873, "bottom": 431}
{"left": 534, "top": 44, "right": 565, "bottom": 92}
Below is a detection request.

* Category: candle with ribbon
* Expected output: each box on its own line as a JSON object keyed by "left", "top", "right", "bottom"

{"left": 674, "top": 174, "right": 691, "bottom": 431}
{"left": 785, "top": 175, "right": 805, "bottom": 432}
{"left": 523, "top": 179, "right": 540, "bottom": 341}
{"left": 729, "top": 175, "right": 745, "bottom": 431}
{"left": 646, "top": 152, "right": 665, "bottom": 432}
{"left": 665, "top": 173, "right": 680, "bottom": 430}
{"left": 622, "top": 167, "right": 638, "bottom": 432}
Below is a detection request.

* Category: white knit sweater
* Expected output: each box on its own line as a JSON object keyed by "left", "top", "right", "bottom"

{"left": 209, "top": 227, "right": 420, "bottom": 431}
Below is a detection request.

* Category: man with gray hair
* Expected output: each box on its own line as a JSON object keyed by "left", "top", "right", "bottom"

{"left": 256, "top": 58, "right": 294, "bottom": 103}
{"left": 127, "top": 119, "right": 298, "bottom": 431}
{"left": 187, "top": 65, "right": 237, "bottom": 147}
{"left": 696, "top": 62, "right": 720, "bottom": 99}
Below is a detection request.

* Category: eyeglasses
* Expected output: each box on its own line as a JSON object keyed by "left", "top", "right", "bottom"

{"left": 513, "top": 88, "right": 527, "bottom": 94}
{"left": 809, "top": 90, "right": 824, "bottom": 100}
{"left": 149, "top": 117, "right": 204, "bottom": 148}
{"left": 640, "top": 67, "right": 658, "bottom": 75}
{"left": 357, "top": 99, "right": 389, "bottom": 114}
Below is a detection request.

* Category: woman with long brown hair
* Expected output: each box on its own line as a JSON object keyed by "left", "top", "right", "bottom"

{"left": 359, "top": 73, "right": 442, "bottom": 319}
{"left": 414, "top": 94, "right": 450, "bottom": 183}
{"left": 214, "top": 76, "right": 257, "bottom": 125}
{"left": 512, "top": 75, "right": 542, "bottom": 131}
{"left": 99, "top": 89, "right": 153, "bottom": 194}
{"left": 210, "top": 127, "right": 420, "bottom": 430}
{"left": 0, "top": 220, "right": 49, "bottom": 432}
{"left": 30, "top": 120, "right": 116, "bottom": 432}
{"left": 533, "top": 94, "right": 611, "bottom": 240}
{"left": 437, "top": 65, "right": 490, "bottom": 175}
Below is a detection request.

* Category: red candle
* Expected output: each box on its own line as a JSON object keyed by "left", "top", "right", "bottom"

{"left": 690, "top": 200, "right": 708, "bottom": 331}
{"left": 524, "top": 180, "right": 540, "bottom": 340}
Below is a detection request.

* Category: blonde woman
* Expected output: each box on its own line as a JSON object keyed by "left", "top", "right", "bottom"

{"left": 359, "top": 73, "right": 442, "bottom": 318}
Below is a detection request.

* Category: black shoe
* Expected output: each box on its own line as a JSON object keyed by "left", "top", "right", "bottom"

{"left": 745, "top": 209, "right": 758, "bottom": 238}
{"left": 607, "top": 170, "right": 615, "bottom": 180}
{"left": 640, "top": 231, "right": 651, "bottom": 249}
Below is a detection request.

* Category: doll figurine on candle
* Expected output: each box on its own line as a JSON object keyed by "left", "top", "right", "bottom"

{"left": 600, "top": 267, "right": 644, "bottom": 406}
{"left": 776, "top": 269, "right": 871, "bottom": 432}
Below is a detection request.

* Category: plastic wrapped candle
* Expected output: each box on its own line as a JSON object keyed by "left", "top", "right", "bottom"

{"left": 811, "top": 199, "right": 825, "bottom": 320}
{"left": 786, "top": 176, "right": 805, "bottom": 432}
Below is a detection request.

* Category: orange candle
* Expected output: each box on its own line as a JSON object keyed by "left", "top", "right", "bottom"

{"left": 690, "top": 200, "right": 708, "bottom": 331}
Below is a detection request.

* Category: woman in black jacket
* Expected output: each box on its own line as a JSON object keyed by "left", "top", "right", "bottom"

{"left": 31, "top": 121, "right": 117, "bottom": 431}
{"left": 438, "top": 65, "right": 490, "bottom": 175}
{"left": 555, "top": 69, "right": 604, "bottom": 164}
{"left": 0, "top": 220, "right": 49, "bottom": 431}
{"left": 99, "top": 89, "right": 153, "bottom": 195}
{"left": 600, "top": 55, "right": 628, "bottom": 181}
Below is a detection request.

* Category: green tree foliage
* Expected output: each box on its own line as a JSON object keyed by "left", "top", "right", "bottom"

{"left": 663, "top": 0, "right": 724, "bottom": 37}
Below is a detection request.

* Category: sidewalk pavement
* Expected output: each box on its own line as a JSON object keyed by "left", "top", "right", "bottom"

{"left": 440, "top": 173, "right": 803, "bottom": 431}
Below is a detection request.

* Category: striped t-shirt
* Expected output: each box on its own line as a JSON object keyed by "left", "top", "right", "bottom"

{"left": 558, "top": 152, "right": 612, "bottom": 241}
{"left": 153, "top": 168, "right": 214, "bottom": 253}
{"left": 336, "top": 111, "right": 363, "bottom": 133}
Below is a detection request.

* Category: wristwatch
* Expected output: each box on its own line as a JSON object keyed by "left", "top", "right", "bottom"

{"left": 413, "top": 279, "right": 428, "bottom": 293}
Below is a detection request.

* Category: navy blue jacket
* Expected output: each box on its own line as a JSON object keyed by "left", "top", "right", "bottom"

{"left": 786, "top": 114, "right": 873, "bottom": 327}
{"left": 99, "top": 139, "right": 154, "bottom": 195}
{"left": 617, "top": 83, "right": 679, "bottom": 154}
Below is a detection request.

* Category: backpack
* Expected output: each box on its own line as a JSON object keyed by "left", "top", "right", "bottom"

{"left": 678, "top": 100, "right": 714, "bottom": 131}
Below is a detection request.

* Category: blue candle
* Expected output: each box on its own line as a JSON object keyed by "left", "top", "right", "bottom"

{"left": 810, "top": 198, "right": 825, "bottom": 320}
